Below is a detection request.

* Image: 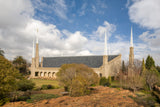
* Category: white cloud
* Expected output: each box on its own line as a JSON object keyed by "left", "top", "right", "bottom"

{"left": 0, "top": 0, "right": 89, "bottom": 61}
{"left": 139, "top": 30, "right": 160, "bottom": 49}
{"left": 33, "top": 0, "right": 68, "bottom": 19}
{"left": 53, "top": 0, "right": 67, "bottom": 19}
{"left": 129, "top": 0, "right": 160, "bottom": 29}
{"left": 0, "top": 0, "right": 34, "bottom": 29}
{"left": 138, "top": 30, "right": 160, "bottom": 65}
{"left": 94, "top": 21, "right": 116, "bottom": 40}
{"left": 79, "top": 3, "right": 87, "bottom": 16}
{"left": 2, "top": 0, "right": 159, "bottom": 66}
{"left": 128, "top": 0, "right": 160, "bottom": 65}
{"left": 0, "top": 18, "right": 90, "bottom": 61}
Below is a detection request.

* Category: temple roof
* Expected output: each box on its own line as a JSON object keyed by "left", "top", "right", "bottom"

{"left": 43, "top": 55, "right": 119, "bottom": 68}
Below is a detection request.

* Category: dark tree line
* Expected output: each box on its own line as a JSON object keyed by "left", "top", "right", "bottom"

{"left": 0, "top": 48, "right": 4, "bottom": 56}
{"left": 120, "top": 55, "right": 160, "bottom": 92}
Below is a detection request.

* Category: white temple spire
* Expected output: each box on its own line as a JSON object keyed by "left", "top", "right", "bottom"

{"left": 32, "top": 39, "right": 35, "bottom": 58}
{"left": 130, "top": 27, "right": 133, "bottom": 47}
{"left": 36, "top": 28, "right": 38, "bottom": 44}
{"left": 104, "top": 30, "right": 107, "bottom": 55}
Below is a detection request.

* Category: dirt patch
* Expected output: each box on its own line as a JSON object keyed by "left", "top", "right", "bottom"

{"left": 3, "top": 86, "right": 139, "bottom": 107}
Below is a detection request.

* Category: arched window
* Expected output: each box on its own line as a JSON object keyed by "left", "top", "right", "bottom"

{"left": 99, "top": 73, "right": 102, "bottom": 77}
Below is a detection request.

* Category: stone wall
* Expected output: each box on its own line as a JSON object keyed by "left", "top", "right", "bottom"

{"left": 29, "top": 54, "right": 121, "bottom": 79}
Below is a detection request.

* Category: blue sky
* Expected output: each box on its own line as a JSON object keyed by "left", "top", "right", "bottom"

{"left": 32, "top": 0, "right": 144, "bottom": 42}
{"left": 0, "top": 0, "right": 160, "bottom": 65}
{"left": 33, "top": 0, "right": 132, "bottom": 39}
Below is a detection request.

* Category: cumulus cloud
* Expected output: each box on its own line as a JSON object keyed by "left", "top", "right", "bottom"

{"left": 129, "top": 0, "right": 160, "bottom": 29}
{"left": 0, "top": 17, "right": 90, "bottom": 61}
{"left": 0, "top": 1, "right": 118, "bottom": 63}
{"left": 0, "top": 0, "right": 90, "bottom": 61}
{"left": 92, "top": 21, "right": 116, "bottom": 41}
{"left": 0, "top": 0, "right": 34, "bottom": 29}
{"left": 127, "top": 0, "right": 160, "bottom": 65}
{"left": 2, "top": 0, "right": 159, "bottom": 66}
{"left": 139, "top": 30, "right": 160, "bottom": 52}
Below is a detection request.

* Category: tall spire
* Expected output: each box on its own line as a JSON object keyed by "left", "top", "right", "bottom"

{"left": 130, "top": 27, "right": 133, "bottom": 47}
{"left": 129, "top": 26, "right": 134, "bottom": 70}
{"left": 36, "top": 28, "right": 38, "bottom": 44}
{"left": 32, "top": 39, "right": 35, "bottom": 58}
{"left": 104, "top": 30, "right": 107, "bottom": 55}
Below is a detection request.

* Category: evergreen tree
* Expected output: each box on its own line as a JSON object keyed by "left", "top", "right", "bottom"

{"left": 12, "top": 56, "right": 28, "bottom": 75}
{"left": 156, "top": 66, "right": 160, "bottom": 73}
{"left": 0, "top": 56, "right": 22, "bottom": 105}
{"left": 145, "top": 55, "right": 155, "bottom": 70}
{"left": 0, "top": 48, "right": 4, "bottom": 56}
{"left": 141, "top": 58, "right": 146, "bottom": 75}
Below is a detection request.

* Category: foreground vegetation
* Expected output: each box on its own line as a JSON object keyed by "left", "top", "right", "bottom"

{"left": 26, "top": 94, "right": 59, "bottom": 103}
{"left": 1, "top": 48, "right": 160, "bottom": 106}
{"left": 0, "top": 56, "right": 35, "bottom": 105}
{"left": 56, "top": 63, "right": 99, "bottom": 97}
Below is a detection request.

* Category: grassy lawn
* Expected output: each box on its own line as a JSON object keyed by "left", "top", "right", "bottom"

{"left": 111, "top": 80, "right": 122, "bottom": 88}
{"left": 26, "top": 94, "right": 59, "bottom": 103}
{"left": 31, "top": 79, "right": 60, "bottom": 88}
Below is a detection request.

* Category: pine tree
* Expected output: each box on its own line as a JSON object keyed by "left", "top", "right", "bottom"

{"left": 0, "top": 48, "right": 4, "bottom": 56}
{"left": 0, "top": 56, "right": 22, "bottom": 105}
{"left": 12, "top": 56, "right": 28, "bottom": 75}
{"left": 141, "top": 58, "right": 146, "bottom": 75}
{"left": 145, "top": 55, "right": 155, "bottom": 70}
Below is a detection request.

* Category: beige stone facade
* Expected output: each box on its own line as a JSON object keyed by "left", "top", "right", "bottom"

{"left": 29, "top": 43, "right": 122, "bottom": 79}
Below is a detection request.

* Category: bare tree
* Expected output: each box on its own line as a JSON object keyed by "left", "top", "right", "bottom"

{"left": 145, "top": 67, "right": 160, "bottom": 90}
{"left": 127, "top": 72, "right": 145, "bottom": 92}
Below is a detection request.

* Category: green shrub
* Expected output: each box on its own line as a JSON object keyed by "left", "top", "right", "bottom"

{"left": 108, "top": 76, "right": 112, "bottom": 86}
{"left": 17, "top": 79, "right": 35, "bottom": 91}
{"left": 99, "top": 77, "right": 108, "bottom": 86}
{"left": 99, "top": 77, "right": 111, "bottom": 86}
{"left": 56, "top": 64, "right": 99, "bottom": 97}
{"left": 41, "top": 84, "right": 55, "bottom": 90}
{"left": 0, "top": 56, "right": 23, "bottom": 106}
{"left": 9, "top": 91, "right": 31, "bottom": 102}
{"left": 26, "top": 94, "right": 59, "bottom": 103}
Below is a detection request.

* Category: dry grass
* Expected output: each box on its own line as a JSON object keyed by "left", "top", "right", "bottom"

{"left": 31, "top": 79, "right": 60, "bottom": 88}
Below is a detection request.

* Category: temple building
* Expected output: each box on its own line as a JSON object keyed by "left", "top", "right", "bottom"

{"left": 29, "top": 31, "right": 122, "bottom": 78}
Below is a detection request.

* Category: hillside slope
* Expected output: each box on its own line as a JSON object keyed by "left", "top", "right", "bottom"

{"left": 3, "top": 86, "right": 139, "bottom": 107}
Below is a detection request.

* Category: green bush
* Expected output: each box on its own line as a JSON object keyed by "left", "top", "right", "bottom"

{"left": 56, "top": 64, "right": 99, "bottom": 97}
{"left": 0, "top": 56, "right": 23, "bottom": 106}
{"left": 26, "top": 94, "right": 59, "bottom": 103}
{"left": 41, "top": 84, "right": 55, "bottom": 90}
{"left": 17, "top": 79, "right": 35, "bottom": 91}
{"left": 99, "top": 77, "right": 108, "bottom": 86}
{"left": 108, "top": 76, "right": 112, "bottom": 86}
{"left": 9, "top": 91, "right": 31, "bottom": 102}
{"left": 99, "top": 76, "right": 111, "bottom": 86}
